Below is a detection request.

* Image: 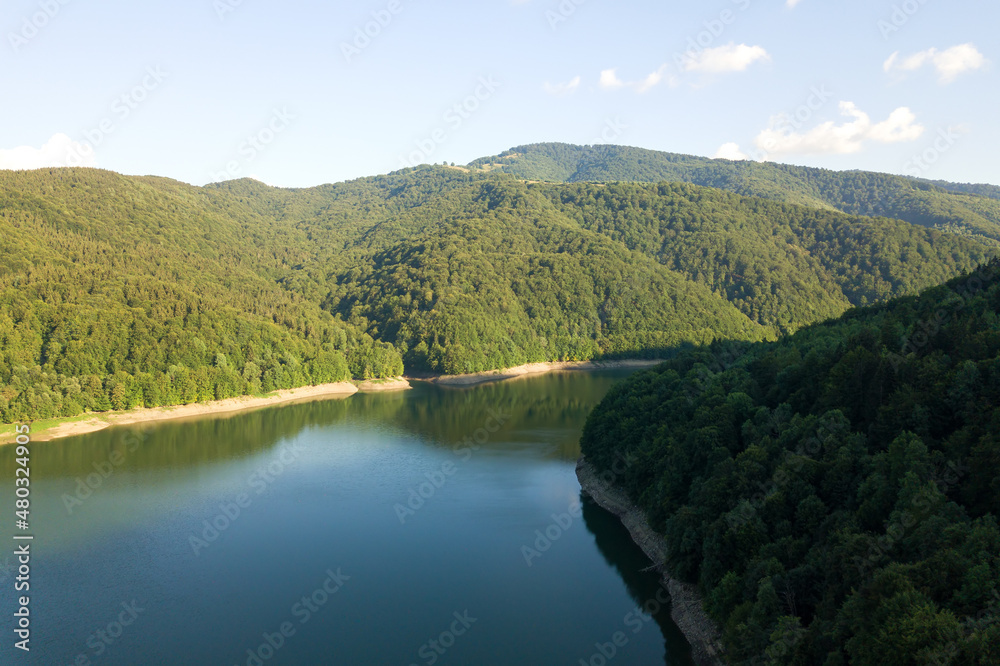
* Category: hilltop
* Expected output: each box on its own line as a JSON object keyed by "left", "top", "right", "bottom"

{"left": 1, "top": 147, "right": 996, "bottom": 424}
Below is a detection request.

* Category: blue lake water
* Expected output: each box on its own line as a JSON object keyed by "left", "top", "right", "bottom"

{"left": 1, "top": 370, "right": 693, "bottom": 665}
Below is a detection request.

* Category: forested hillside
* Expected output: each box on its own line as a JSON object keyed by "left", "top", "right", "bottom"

{"left": 580, "top": 259, "right": 1000, "bottom": 665}
{"left": 927, "top": 179, "right": 1000, "bottom": 202}
{"left": 0, "top": 162, "right": 993, "bottom": 424}
{"left": 541, "top": 181, "right": 987, "bottom": 332}
{"left": 0, "top": 169, "right": 404, "bottom": 424}
{"left": 471, "top": 143, "right": 1000, "bottom": 245}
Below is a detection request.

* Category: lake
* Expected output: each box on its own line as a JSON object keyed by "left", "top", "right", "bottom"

{"left": 1, "top": 370, "right": 694, "bottom": 665}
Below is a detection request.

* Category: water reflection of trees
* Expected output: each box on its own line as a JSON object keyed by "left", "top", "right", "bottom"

{"left": 0, "top": 396, "right": 357, "bottom": 479}
{"left": 0, "top": 370, "right": 633, "bottom": 479}
{"left": 389, "top": 371, "right": 630, "bottom": 459}
{"left": 581, "top": 496, "right": 695, "bottom": 666}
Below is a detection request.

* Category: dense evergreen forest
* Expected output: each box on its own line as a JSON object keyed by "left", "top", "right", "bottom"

{"left": 0, "top": 154, "right": 995, "bottom": 424}
{"left": 580, "top": 259, "right": 1000, "bottom": 665}
{"left": 471, "top": 143, "right": 1000, "bottom": 245}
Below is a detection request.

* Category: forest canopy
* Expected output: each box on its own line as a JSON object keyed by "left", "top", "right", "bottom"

{"left": 580, "top": 258, "right": 1000, "bottom": 665}
{"left": 0, "top": 158, "right": 996, "bottom": 425}
{"left": 471, "top": 143, "right": 1000, "bottom": 246}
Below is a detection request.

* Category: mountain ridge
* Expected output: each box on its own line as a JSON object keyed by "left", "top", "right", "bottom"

{"left": 0, "top": 152, "right": 995, "bottom": 424}
{"left": 468, "top": 143, "right": 1000, "bottom": 245}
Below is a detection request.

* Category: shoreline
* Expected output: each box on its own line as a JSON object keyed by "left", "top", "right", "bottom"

{"left": 414, "top": 359, "right": 665, "bottom": 387}
{"left": 1, "top": 381, "right": 362, "bottom": 445}
{"left": 576, "top": 457, "right": 725, "bottom": 666}
{"left": 1, "top": 358, "right": 663, "bottom": 444}
{"left": 352, "top": 378, "right": 412, "bottom": 392}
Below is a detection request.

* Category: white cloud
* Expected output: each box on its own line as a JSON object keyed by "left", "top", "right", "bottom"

{"left": 713, "top": 143, "right": 749, "bottom": 161}
{"left": 601, "top": 47, "right": 764, "bottom": 94}
{"left": 753, "top": 101, "right": 924, "bottom": 156}
{"left": 599, "top": 69, "right": 626, "bottom": 90}
{"left": 884, "top": 44, "right": 987, "bottom": 84}
{"left": 636, "top": 65, "right": 673, "bottom": 93}
{"left": 599, "top": 65, "right": 675, "bottom": 93}
{"left": 0, "top": 133, "right": 96, "bottom": 170}
{"left": 682, "top": 43, "right": 770, "bottom": 73}
{"left": 544, "top": 76, "right": 581, "bottom": 96}
{"left": 865, "top": 106, "right": 925, "bottom": 143}
{"left": 787, "top": 0, "right": 802, "bottom": 7}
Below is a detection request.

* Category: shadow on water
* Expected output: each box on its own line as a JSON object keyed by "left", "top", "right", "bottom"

{"left": 582, "top": 495, "right": 696, "bottom": 666}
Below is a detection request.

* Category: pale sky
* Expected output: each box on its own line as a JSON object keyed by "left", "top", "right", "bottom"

{"left": 1, "top": 0, "right": 995, "bottom": 187}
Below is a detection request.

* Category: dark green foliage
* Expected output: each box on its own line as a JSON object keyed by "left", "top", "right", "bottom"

{"left": 541, "top": 181, "right": 989, "bottom": 332}
{"left": 926, "top": 179, "right": 1000, "bottom": 202}
{"left": 0, "top": 163, "right": 993, "bottom": 426}
{"left": 275, "top": 170, "right": 987, "bottom": 360}
{"left": 581, "top": 258, "right": 1000, "bottom": 664}
{"left": 0, "top": 169, "right": 401, "bottom": 423}
{"left": 472, "top": 143, "right": 1000, "bottom": 245}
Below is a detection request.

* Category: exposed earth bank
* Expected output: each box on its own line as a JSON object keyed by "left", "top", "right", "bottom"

{"left": 576, "top": 457, "right": 726, "bottom": 666}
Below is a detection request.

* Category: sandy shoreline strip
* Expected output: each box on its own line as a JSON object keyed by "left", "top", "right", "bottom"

{"left": 353, "top": 378, "right": 412, "bottom": 392}
{"left": 3, "top": 358, "right": 663, "bottom": 445}
{"left": 417, "top": 359, "right": 664, "bottom": 387}
{"left": 3, "top": 382, "right": 361, "bottom": 445}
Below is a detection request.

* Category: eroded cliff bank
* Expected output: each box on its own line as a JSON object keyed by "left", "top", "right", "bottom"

{"left": 576, "top": 457, "right": 726, "bottom": 666}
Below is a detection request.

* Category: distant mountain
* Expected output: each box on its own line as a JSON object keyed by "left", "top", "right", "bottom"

{"left": 470, "top": 143, "right": 1000, "bottom": 245}
{"left": 924, "top": 178, "right": 1000, "bottom": 201}
{"left": 0, "top": 160, "right": 994, "bottom": 424}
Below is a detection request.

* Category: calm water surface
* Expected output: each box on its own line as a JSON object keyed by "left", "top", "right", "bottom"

{"left": 1, "top": 370, "right": 694, "bottom": 665}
